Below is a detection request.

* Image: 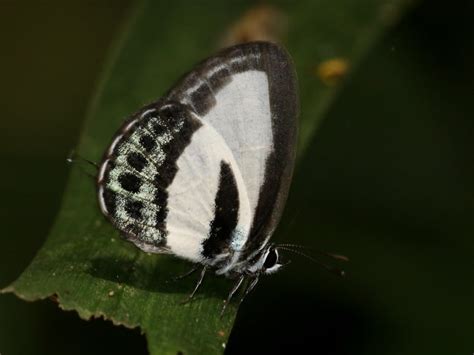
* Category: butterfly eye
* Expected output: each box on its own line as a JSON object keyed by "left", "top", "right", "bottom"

{"left": 263, "top": 248, "right": 278, "bottom": 269}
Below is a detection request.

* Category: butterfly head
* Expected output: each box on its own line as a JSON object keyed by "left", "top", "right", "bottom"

{"left": 243, "top": 244, "right": 285, "bottom": 276}
{"left": 262, "top": 246, "right": 283, "bottom": 274}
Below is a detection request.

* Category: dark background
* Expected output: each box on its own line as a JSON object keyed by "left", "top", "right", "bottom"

{"left": 1, "top": 1, "right": 473, "bottom": 354}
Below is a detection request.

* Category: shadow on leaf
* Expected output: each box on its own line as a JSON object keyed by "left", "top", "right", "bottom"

{"left": 86, "top": 255, "right": 232, "bottom": 300}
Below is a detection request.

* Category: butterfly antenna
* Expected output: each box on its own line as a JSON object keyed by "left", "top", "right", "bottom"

{"left": 67, "top": 150, "right": 99, "bottom": 179}
{"left": 277, "top": 243, "right": 349, "bottom": 262}
{"left": 67, "top": 150, "right": 99, "bottom": 169}
{"left": 280, "top": 211, "right": 302, "bottom": 235}
{"left": 277, "top": 246, "right": 346, "bottom": 277}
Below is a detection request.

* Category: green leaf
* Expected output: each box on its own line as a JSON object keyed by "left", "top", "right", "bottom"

{"left": 3, "top": 0, "right": 414, "bottom": 354}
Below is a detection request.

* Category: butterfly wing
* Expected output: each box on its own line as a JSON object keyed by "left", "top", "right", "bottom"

{"left": 165, "top": 42, "right": 298, "bottom": 260}
{"left": 97, "top": 102, "right": 252, "bottom": 262}
{"left": 97, "top": 42, "right": 297, "bottom": 266}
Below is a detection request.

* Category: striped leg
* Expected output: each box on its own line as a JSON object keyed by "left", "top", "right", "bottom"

{"left": 180, "top": 266, "right": 207, "bottom": 304}
{"left": 169, "top": 264, "right": 200, "bottom": 282}
{"left": 238, "top": 276, "right": 259, "bottom": 306}
{"left": 220, "top": 275, "right": 245, "bottom": 317}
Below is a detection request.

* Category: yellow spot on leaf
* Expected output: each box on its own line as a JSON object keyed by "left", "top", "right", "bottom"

{"left": 316, "top": 58, "right": 349, "bottom": 86}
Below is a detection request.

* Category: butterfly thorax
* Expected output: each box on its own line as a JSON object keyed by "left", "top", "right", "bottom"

{"left": 204, "top": 227, "right": 280, "bottom": 277}
{"left": 209, "top": 241, "right": 282, "bottom": 278}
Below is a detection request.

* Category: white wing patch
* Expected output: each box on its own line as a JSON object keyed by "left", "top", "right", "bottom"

{"left": 165, "top": 117, "right": 252, "bottom": 262}
{"left": 200, "top": 70, "right": 273, "bottom": 217}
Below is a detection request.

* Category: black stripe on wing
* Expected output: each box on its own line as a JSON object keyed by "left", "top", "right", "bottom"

{"left": 202, "top": 161, "right": 239, "bottom": 259}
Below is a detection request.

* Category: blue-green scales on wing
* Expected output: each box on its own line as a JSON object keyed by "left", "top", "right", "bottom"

{"left": 98, "top": 103, "right": 202, "bottom": 253}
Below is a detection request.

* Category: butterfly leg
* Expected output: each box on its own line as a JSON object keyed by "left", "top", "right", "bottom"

{"left": 169, "top": 264, "right": 200, "bottom": 283}
{"left": 180, "top": 266, "right": 208, "bottom": 304}
{"left": 220, "top": 275, "right": 245, "bottom": 317}
{"left": 238, "top": 275, "right": 260, "bottom": 306}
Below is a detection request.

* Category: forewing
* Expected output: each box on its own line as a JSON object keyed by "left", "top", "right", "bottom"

{"left": 166, "top": 42, "right": 298, "bottom": 258}
{"left": 164, "top": 112, "right": 252, "bottom": 262}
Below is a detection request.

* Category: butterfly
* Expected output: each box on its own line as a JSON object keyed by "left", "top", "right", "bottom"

{"left": 96, "top": 41, "right": 299, "bottom": 313}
